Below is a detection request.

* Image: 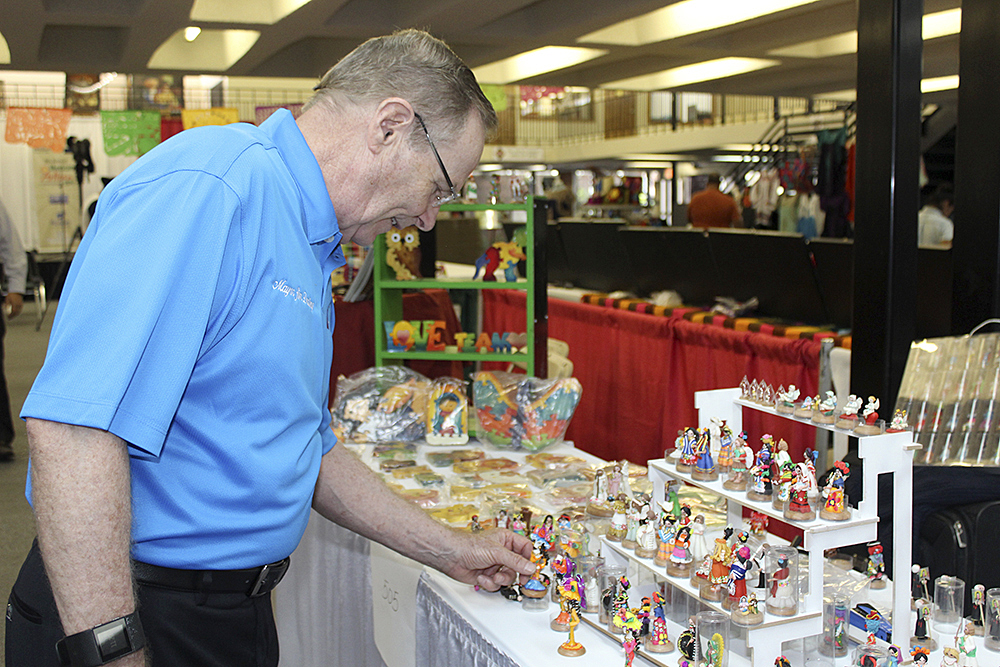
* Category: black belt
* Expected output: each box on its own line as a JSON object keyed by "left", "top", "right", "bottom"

{"left": 132, "top": 557, "right": 290, "bottom": 597}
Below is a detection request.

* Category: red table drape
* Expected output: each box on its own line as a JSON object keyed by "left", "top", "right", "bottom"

{"left": 482, "top": 290, "right": 821, "bottom": 465}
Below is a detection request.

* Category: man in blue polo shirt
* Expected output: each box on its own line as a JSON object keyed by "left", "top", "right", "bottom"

{"left": 6, "top": 30, "right": 534, "bottom": 667}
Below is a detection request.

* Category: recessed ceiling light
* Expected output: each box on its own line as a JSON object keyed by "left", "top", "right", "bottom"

{"left": 184, "top": 26, "right": 202, "bottom": 42}
{"left": 578, "top": 0, "right": 822, "bottom": 46}
{"left": 148, "top": 28, "right": 260, "bottom": 71}
{"left": 921, "top": 75, "right": 959, "bottom": 93}
{"left": 473, "top": 46, "right": 608, "bottom": 84}
{"left": 190, "top": 0, "right": 311, "bottom": 25}
{"left": 603, "top": 58, "right": 780, "bottom": 91}
{"left": 0, "top": 31, "right": 9, "bottom": 64}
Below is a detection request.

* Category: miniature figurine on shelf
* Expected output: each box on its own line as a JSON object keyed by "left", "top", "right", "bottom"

{"left": 634, "top": 509, "right": 658, "bottom": 559}
{"left": 747, "top": 437, "right": 774, "bottom": 502}
{"left": 784, "top": 462, "right": 817, "bottom": 521}
{"left": 911, "top": 600, "right": 937, "bottom": 650}
{"left": 794, "top": 394, "right": 816, "bottom": 418}
{"left": 970, "top": 584, "right": 986, "bottom": 635}
{"left": 676, "top": 617, "right": 697, "bottom": 667}
{"left": 689, "top": 514, "right": 710, "bottom": 563}
{"left": 646, "top": 591, "right": 673, "bottom": 653}
{"left": 667, "top": 525, "right": 694, "bottom": 577}
{"left": 587, "top": 468, "right": 614, "bottom": 517}
{"left": 887, "top": 645, "right": 901, "bottom": 667}
{"left": 702, "top": 529, "right": 733, "bottom": 602}
{"left": 692, "top": 427, "right": 717, "bottom": 481}
{"left": 910, "top": 646, "right": 931, "bottom": 665}
{"left": 867, "top": 542, "right": 886, "bottom": 589}
{"left": 821, "top": 460, "right": 852, "bottom": 521}
{"left": 771, "top": 441, "right": 796, "bottom": 511}
{"left": 749, "top": 511, "right": 769, "bottom": 536}
{"left": 609, "top": 575, "right": 631, "bottom": 631}
{"left": 676, "top": 426, "right": 698, "bottom": 473}
{"left": 532, "top": 514, "right": 555, "bottom": 552}
{"left": 957, "top": 620, "right": 980, "bottom": 666}
{"left": 940, "top": 646, "right": 960, "bottom": 667}
{"left": 556, "top": 578, "right": 586, "bottom": 657}
{"left": 522, "top": 545, "right": 550, "bottom": 599}
{"left": 468, "top": 515, "right": 483, "bottom": 532}
{"left": 776, "top": 384, "right": 800, "bottom": 414}
{"left": 510, "top": 509, "right": 528, "bottom": 536}
{"left": 740, "top": 375, "right": 751, "bottom": 399}
{"left": 726, "top": 546, "right": 751, "bottom": 611}
{"left": 622, "top": 500, "right": 642, "bottom": 549}
{"left": 813, "top": 390, "right": 838, "bottom": 424}
{"left": 802, "top": 448, "right": 819, "bottom": 493}
{"left": 732, "top": 591, "right": 764, "bottom": 626}
{"left": 723, "top": 432, "right": 753, "bottom": 491}
{"left": 863, "top": 610, "right": 881, "bottom": 644}
{"left": 774, "top": 657, "right": 792, "bottom": 667}
{"left": 762, "top": 383, "right": 775, "bottom": 406}
{"left": 613, "top": 608, "right": 641, "bottom": 667}
{"left": 835, "top": 394, "right": 863, "bottom": 430}
{"left": 886, "top": 408, "right": 911, "bottom": 433}
{"left": 766, "top": 553, "right": 797, "bottom": 617}
{"left": 607, "top": 495, "right": 629, "bottom": 542}
{"left": 715, "top": 418, "right": 734, "bottom": 473}
{"left": 703, "top": 631, "right": 724, "bottom": 667}
{"left": 749, "top": 379, "right": 761, "bottom": 403}
{"left": 654, "top": 508, "right": 677, "bottom": 567}
{"left": 855, "top": 395, "right": 882, "bottom": 435}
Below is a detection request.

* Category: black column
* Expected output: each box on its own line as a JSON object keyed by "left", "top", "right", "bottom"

{"left": 952, "top": 0, "right": 1000, "bottom": 333}
{"left": 851, "top": 0, "right": 922, "bottom": 406}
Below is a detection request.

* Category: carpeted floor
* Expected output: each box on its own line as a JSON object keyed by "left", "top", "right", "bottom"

{"left": 0, "top": 299, "right": 56, "bottom": 665}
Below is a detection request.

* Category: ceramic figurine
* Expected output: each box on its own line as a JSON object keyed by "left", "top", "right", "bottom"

{"left": 762, "top": 383, "right": 775, "bottom": 406}
{"left": 776, "top": 384, "right": 800, "bottom": 414}
{"left": 556, "top": 579, "right": 586, "bottom": 657}
{"left": 940, "top": 647, "right": 960, "bottom": 667}
{"left": 522, "top": 546, "right": 550, "bottom": 599}
{"left": 691, "top": 551, "right": 712, "bottom": 589}
{"left": 622, "top": 500, "right": 642, "bottom": 549}
{"left": 910, "top": 646, "right": 930, "bottom": 665}
{"left": 771, "top": 440, "right": 795, "bottom": 510}
{"left": 747, "top": 437, "right": 774, "bottom": 502}
{"left": 783, "top": 462, "right": 817, "bottom": 521}
{"left": 867, "top": 541, "right": 886, "bottom": 589}
{"left": 715, "top": 418, "right": 734, "bottom": 473}
{"left": 732, "top": 591, "right": 763, "bottom": 626}
{"left": 820, "top": 460, "right": 851, "bottom": 521}
{"left": 607, "top": 495, "right": 629, "bottom": 542}
{"left": 802, "top": 448, "right": 819, "bottom": 498}
{"left": 863, "top": 611, "right": 880, "bottom": 644}
{"left": 532, "top": 514, "right": 555, "bottom": 552}
{"left": 887, "top": 645, "right": 901, "bottom": 667}
{"left": 646, "top": 591, "right": 673, "bottom": 653}
{"left": 692, "top": 427, "right": 717, "bottom": 481}
{"left": 676, "top": 427, "right": 698, "bottom": 473}
{"left": 702, "top": 529, "right": 733, "bottom": 602}
{"left": 654, "top": 508, "right": 677, "bottom": 567}
{"left": 613, "top": 606, "right": 642, "bottom": 667}
{"left": 749, "top": 511, "right": 769, "bottom": 536}
{"left": 677, "top": 617, "right": 697, "bottom": 667}
{"left": 766, "top": 553, "right": 797, "bottom": 617}
{"left": 609, "top": 575, "right": 631, "bottom": 631}
{"left": 723, "top": 433, "right": 753, "bottom": 491}
{"left": 667, "top": 525, "right": 693, "bottom": 577}
{"left": 634, "top": 508, "right": 658, "bottom": 559}
{"left": 509, "top": 509, "right": 528, "bottom": 536}
{"left": 957, "top": 620, "right": 979, "bottom": 666}
{"left": 726, "top": 546, "right": 751, "bottom": 611}
{"left": 970, "top": 584, "right": 986, "bottom": 635}
{"left": 495, "top": 508, "right": 510, "bottom": 530}
{"left": 813, "top": 390, "right": 838, "bottom": 424}
{"left": 855, "top": 395, "right": 882, "bottom": 435}
{"left": 911, "top": 600, "right": 937, "bottom": 650}
{"left": 740, "top": 375, "right": 751, "bottom": 399}
{"left": 834, "top": 394, "right": 862, "bottom": 430}
{"left": 794, "top": 394, "right": 816, "bottom": 418}
{"left": 886, "top": 408, "right": 910, "bottom": 433}
{"left": 689, "top": 514, "right": 710, "bottom": 563}
{"left": 749, "top": 379, "right": 761, "bottom": 403}
{"left": 774, "top": 657, "right": 791, "bottom": 667}
{"left": 468, "top": 515, "right": 483, "bottom": 532}
{"left": 587, "top": 468, "right": 614, "bottom": 517}
{"left": 703, "top": 631, "right": 724, "bottom": 667}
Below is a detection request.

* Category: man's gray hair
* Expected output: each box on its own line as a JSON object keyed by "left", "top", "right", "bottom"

{"left": 307, "top": 29, "right": 498, "bottom": 142}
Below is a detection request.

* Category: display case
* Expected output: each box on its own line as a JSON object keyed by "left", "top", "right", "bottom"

{"left": 597, "top": 387, "right": 918, "bottom": 667}
{"left": 372, "top": 197, "right": 549, "bottom": 377}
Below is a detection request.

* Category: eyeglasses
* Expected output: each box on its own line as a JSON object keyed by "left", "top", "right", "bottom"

{"left": 414, "top": 112, "right": 460, "bottom": 206}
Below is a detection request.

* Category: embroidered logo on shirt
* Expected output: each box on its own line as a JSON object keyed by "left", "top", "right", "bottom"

{"left": 273, "top": 279, "right": 314, "bottom": 311}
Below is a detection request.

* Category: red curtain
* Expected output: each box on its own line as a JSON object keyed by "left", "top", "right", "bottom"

{"left": 482, "top": 291, "right": 821, "bottom": 465}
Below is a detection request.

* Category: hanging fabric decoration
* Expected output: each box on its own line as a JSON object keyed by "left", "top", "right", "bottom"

{"left": 100, "top": 110, "right": 161, "bottom": 156}
{"left": 4, "top": 107, "right": 73, "bottom": 152}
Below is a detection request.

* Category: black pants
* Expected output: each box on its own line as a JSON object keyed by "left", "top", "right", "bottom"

{"left": 0, "top": 313, "right": 15, "bottom": 451}
{"left": 6, "top": 541, "right": 279, "bottom": 666}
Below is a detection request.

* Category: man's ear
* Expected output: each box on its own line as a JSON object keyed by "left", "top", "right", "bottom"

{"left": 368, "top": 98, "right": 415, "bottom": 153}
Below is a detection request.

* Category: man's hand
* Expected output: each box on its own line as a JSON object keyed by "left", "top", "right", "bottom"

{"left": 438, "top": 527, "right": 534, "bottom": 592}
{"left": 5, "top": 292, "right": 22, "bottom": 318}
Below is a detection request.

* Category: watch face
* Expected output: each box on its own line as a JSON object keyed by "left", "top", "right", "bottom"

{"left": 95, "top": 619, "right": 132, "bottom": 661}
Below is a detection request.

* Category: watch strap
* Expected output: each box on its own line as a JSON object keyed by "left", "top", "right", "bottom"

{"left": 56, "top": 611, "right": 145, "bottom": 666}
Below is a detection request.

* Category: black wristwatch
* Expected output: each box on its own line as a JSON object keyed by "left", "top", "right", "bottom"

{"left": 55, "top": 611, "right": 146, "bottom": 666}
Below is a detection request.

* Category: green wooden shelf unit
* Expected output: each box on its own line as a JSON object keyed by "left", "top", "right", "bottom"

{"left": 373, "top": 196, "right": 549, "bottom": 377}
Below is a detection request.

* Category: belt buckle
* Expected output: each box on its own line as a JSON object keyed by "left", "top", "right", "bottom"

{"left": 248, "top": 558, "right": 289, "bottom": 597}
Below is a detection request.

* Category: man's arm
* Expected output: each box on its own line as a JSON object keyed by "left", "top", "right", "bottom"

{"left": 28, "top": 418, "right": 146, "bottom": 665}
{"left": 312, "top": 445, "right": 534, "bottom": 590}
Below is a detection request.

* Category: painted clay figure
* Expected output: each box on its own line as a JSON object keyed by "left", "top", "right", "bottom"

{"left": 715, "top": 418, "right": 734, "bottom": 473}
{"left": 587, "top": 468, "right": 614, "bottom": 517}
{"left": 813, "top": 390, "right": 838, "bottom": 424}
{"left": 784, "top": 462, "right": 816, "bottom": 521}
{"left": 726, "top": 546, "right": 750, "bottom": 611}
{"left": 677, "top": 617, "right": 697, "bottom": 666}
{"left": 607, "top": 495, "right": 629, "bottom": 542}
{"left": 677, "top": 427, "right": 698, "bottom": 473}
{"left": 689, "top": 514, "right": 710, "bottom": 563}
{"left": 771, "top": 440, "right": 795, "bottom": 510}
{"left": 910, "top": 646, "right": 930, "bottom": 665}
{"left": 723, "top": 434, "right": 753, "bottom": 491}
{"left": 646, "top": 591, "right": 673, "bottom": 653}
{"left": 776, "top": 384, "right": 800, "bottom": 413}
{"left": 820, "top": 460, "right": 851, "bottom": 521}
{"left": 957, "top": 620, "right": 979, "bottom": 666}
{"left": 634, "top": 510, "right": 658, "bottom": 559}
{"left": 970, "top": 584, "right": 986, "bottom": 635}
{"left": 622, "top": 501, "right": 642, "bottom": 549}
{"left": 667, "top": 525, "right": 693, "bottom": 577}
{"left": 654, "top": 510, "right": 676, "bottom": 567}
{"left": 794, "top": 393, "right": 816, "bottom": 418}
{"left": 767, "top": 554, "right": 796, "bottom": 617}
{"left": 867, "top": 541, "right": 886, "bottom": 589}
{"left": 911, "top": 600, "right": 937, "bottom": 650}
{"left": 702, "top": 532, "right": 732, "bottom": 602}
{"left": 692, "top": 427, "right": 717, "bottom": 481}
{"left": 747, "top": 437, "right": 774, "bottom": 502}
{"left": 855, "top": 395, "right": 883, "bottom": 435}
{"left": 834, "top": 394, "right": 862, "bottom": 430}
{"left": 887, "top": 408, "right": 910, "bottom": 433}
{"left": 556, "top": 578, "right": 586, "bottom": 657}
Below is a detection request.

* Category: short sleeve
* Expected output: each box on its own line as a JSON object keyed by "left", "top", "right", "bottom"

{"left": 21, "top": 170, "right": 242, "bottom": 458}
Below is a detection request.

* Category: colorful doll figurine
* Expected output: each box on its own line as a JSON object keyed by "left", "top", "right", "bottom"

{"left": 794, "top": 394, "right": 816, "bottom": 418}
{"left": 771, "top": 441, "right": 795, "bottom": 511}
{"left": 521, "top": 545, "right": 550, "bottom": 599}
{"left": 607, "top": 495, "right": 629, "bottom": 542}
{"left": 723, "top": 433, "right": 753, "bottom": 491}
{"left": 704, "top": 631, "right": 724, "bottom": 667}
{"left": 834, "top": 393, "right": 862, "bottom": 430}
{"left": 509, "top": 509, "right": 527, "bottom": 536}
{"left": 887, "top": 408, "right": 910, "bottom": 433}
{"left": 774, "top": 657, "right": 792, "bottom": 667}
{"left": 495, "top": 508, "right": 510, "bottom": 530}
{"left": 726, "top": 546, "right": 751, "bottom": 612}
{"left": 912, "top": 600, "right": 937, "bottom": 650}
{"left": 532, "top": 514, "right": 555, "bottom": 552}
{"left": 676, "top": 617, "right": 697, "bottom": 667}
{"left": 646, "top": 591, "right": 673, "bottom": 653}
{"left": 692, "top": 427, "right": 717, "bottom": 481}
{"left": 634, "top": 509, "right": 658, "bottom": 559}
{"left": 940, "top": 647, "right": 960, "bottom": 667}
{"left": 855, "top": 395, "right": 882, "bottom": 435}
{"left": 556, "top": 579, "right": 586, "bottom": 657}
{"left": 715, "top": 418, "right": 734, "bottom": 473}
{"left": 820, "top": 460, "right": 852, "bottom": 521}
{"left": 667, "top": 525, "right": 693, "bottom": 577}
{"left": 887, "top": 645, "right": 901, "bottom": 667}
{"left": 747, "top": 437, "right": 774, "bottom": 502}
{"left": 813, "top": 390, "right": 838, "bottom": 424}
{"left": 867, "top": 541, "right": 886, "bottom": 589}
{"left": 689, "top": 513, "right": 710, "bottom": 563}
{"left": 608, "top": 576, "right": 631, "bottom": 632}
{"left": 957, "top": 620, "right": 979, "bottom": 666}
{"left": 613, "top": 608, "right": 641, "bottom": 667}
{"left": 776, "top": 384, "right": 799, "bottom": 414}
{"left": 702, "top": 529, "right": 733, "bottom": 602}
{"left": 783, "top": 462, "right": 816, "bottom": 521}
{"left": 970, "top": 584, "right": 986, "bottom": 635}
{"left": 676, "top": 426, "right": 698, "bottom": 473}
{"left": 587, "top": 468, "right": 614, "bottom": 517}
{"left": 910, "top": 646, "right": 930, "bottom": 665}
{"left": 622, "top": 500, "right": 642, "bottom": 549}
{"left": 749, "top": 511, "right": 769, "bottom": 536}
{"left": 654, "top": 509, "right": 676, "bottom": 567}
{"left": 767, "top": 553, "right": 797, "bottom": 617}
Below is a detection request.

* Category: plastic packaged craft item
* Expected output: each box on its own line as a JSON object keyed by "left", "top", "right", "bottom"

{"left": 426, "top": 377, "right": 470, "bottom": 445}
{"left": 394, "top": 488, "right": 440, "bottom": 508}
{"left": 413, "top": 472, "right": 445, "bottom": 487}
{"left": 525, "top": 452, "right": 588, "bottom": 469}
{"left": 371, "top": 442, "right": 418, "bottom": 459}
{"left": 429, "top": 503, "right": 480, "bottom": 526}
{"left": 425, "top": 449, "right": 484, "bottom": 467}
{"left": 525, "top": 467, "right": 591, "bottom": 488}
{"left": 330, "top": 366, "right": 430, "bottom": 444}
{"left": 379, "top": 459, "right": 417, "bottom": 472}
{"left": 472, "top": 371, "right": 582, "bottom": 451}
{"left": 453, "top": 457, "right": 520, "bottom": 474}
{"left": 482, "top": 483, "right": 532, "bottom": 502}
{"left": 544, "top": 483, "right": 593, "bottom": 506}
{"left": 479, "top": 470, "right": 531, "bottom": 486}
{"left": 391, "top": 465, "right": 431, "bottom": 479}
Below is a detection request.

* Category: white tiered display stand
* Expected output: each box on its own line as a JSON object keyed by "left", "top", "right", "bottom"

{"left": 602, "top": 387, "right": 918, "bottom": 667}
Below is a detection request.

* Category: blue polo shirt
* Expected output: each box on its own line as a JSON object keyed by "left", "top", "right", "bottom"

{"left": 22, "top": 110, "right": 345, "bottom": 569}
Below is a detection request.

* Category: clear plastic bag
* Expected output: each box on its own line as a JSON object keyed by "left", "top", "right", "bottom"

{"left": 330, "top": 366, "right": 431, "bottom": 443}
{"left": 472, "top": 371, "right": 582, "bottom": 450}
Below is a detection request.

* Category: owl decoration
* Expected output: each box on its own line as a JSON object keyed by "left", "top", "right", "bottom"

{"left": 385, "top": 226, "right": 422, "bottom": 280}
